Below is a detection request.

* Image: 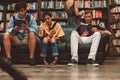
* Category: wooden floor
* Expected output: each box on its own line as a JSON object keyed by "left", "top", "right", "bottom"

{"left": 0, "top": 57, "right": 120, "bottom": 80}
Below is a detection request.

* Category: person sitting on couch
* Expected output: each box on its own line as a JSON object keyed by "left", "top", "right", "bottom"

{"left": 67, "top": 10, "right": 111, "bottom": 66}
{"left": 39, "top": 12, "right": 65, "bottom": 65}
{"left": 3, "top": 1, "right": 38, "bottom": 66}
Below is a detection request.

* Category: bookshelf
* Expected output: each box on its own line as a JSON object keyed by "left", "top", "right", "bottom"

{"left": 0, "top": 0, "right": 38, "bottom": 32}
{"left": 109, "top": 0, "right": 120, "bottom": 54}
{"left": 39, "top": 0, "right": 108, "bottom": 27}
{"left": 78, "top": 0, "right": 108, "bottom": 28}
{"left": 0, "top": 4, "right": 5, "bottom": 32}
{"left": 39, "top": 0, "right": 68, "bottom": 25}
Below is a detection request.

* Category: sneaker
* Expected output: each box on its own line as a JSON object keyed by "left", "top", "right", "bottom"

{"left": 87, "top": 58, "right": 99, "bottom": 67}
{"left": 67, "top": 59, "right": 77, "bottom": 66}
{"left": 6, "top": 57, "right": 12, "bottom": 65}
{"left": 29, "top": 58, "right": 36, "bottom": 66}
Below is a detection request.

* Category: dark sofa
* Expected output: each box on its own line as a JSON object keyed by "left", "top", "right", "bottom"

{"left": 0, "top": 25, "right": 109, "bottom": 64}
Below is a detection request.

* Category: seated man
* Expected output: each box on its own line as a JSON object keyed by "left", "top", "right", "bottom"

{"left": 3, "top": 1, "right": 38, "bottom": 65}
{"left": 67, "top": 10, "right": 111, "bottom": 66}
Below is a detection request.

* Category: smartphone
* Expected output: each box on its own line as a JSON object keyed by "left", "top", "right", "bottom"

{"left": 16, "top": 20, "right": 26, "bottom": 26}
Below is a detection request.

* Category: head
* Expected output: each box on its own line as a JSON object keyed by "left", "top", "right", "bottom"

{"left": 15, "top": 1, "right": 27, "bottom": 18}
{"left": 43, "top": 12, "right": 52, "bottom": 26}
{"left": 84, "top": 10, "right": 93, "bottom": 24}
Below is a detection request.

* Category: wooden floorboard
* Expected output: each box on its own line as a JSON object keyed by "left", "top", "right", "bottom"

{"left": 0, "top": 57, "right": 120, "bottom": 80}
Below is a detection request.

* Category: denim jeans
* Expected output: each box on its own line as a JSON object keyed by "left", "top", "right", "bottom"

{"left": 40, "top": 41, "right": 58, "bottom": 57}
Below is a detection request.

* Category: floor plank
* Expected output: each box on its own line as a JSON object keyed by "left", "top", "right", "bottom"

{"left": 0, "top": 57, "right": 120, "bottom": 80}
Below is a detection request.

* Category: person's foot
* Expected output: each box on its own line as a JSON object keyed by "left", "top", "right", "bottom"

{"left": 43, "top": 60, "right": 49, "bottom": 65}
{"left": 29, "top": 58, "right": 36, "bottom": 66}
{"left": 50, "top": 56, "right": 58, "bottom": 65}
{"left": 87, "top": 58, "right": 99, "bottom": 67}
{"left": 50, "top": 60, "right": 58, "bottom": 65}
{"left": 67, "top": 59, "right": 77, "bottom": 66}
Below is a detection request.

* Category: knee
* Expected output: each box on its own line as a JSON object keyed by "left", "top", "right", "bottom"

{"left": 94, "top": 32, "right": 101, "bottom": 37}
{"left": 28, "top": 32, "right": 36, "bottom": 39}
{"left": 43, "top": 37, "right": 49, "bottom": 43}
{"left": 4, "top": 33, "right": 11, "bottom": 40}
{"left": 50, "top": 38, "right": 56, "bottom": 43}
{"left": 71, "top": 30, "right": 78, "bottom": 38}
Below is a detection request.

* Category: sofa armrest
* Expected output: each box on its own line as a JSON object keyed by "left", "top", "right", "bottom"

{"left": 98, "top": 33, "right": 109, "bottom": 51}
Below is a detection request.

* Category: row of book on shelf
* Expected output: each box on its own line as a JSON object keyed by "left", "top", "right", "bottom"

{"left": 110, "top": 22, "right": 120, "bottom": 29}
{"left": 41, "top": 0, "right": 107, "bottom": 9}
{"left": 111, "top": 6, "right": 120, "bottom": 13}
{"left": 0, "top": 12, "right": 38, "bottom": 21}
{"left": 115, "top": 30, "right": 120, "bottom": 37}
{"left": 115, "top": 0, "right": 120, "bottom": 4}
{"left": 0, "top": 2, "right": 37, "bottom": 10}
{"left": 111, "top": 14, "right": 120, "bottom": 21}
{"left": 113, "top": 39, "right": 120, "bottom": 53}
{"left": 116, "top": 47, "right": 120, "bottom": 53}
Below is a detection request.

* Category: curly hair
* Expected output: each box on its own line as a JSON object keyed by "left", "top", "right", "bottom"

{"left": 43, "top": 11, "right": 52, "bottom": 18}
{"left": 15, "top": 1, "right": 27, "bottom": 11}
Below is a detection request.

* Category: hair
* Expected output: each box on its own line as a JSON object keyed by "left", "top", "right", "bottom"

{"left": 84, "top": 10, "right": 93, "bottom": 16}
{"left": 43, "top": 11, "right": 52, "bottom": 18}
{"left": 15, "top": 1, "right": 27, "bottom": 11}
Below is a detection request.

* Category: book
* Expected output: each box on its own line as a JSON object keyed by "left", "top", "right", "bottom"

{"left": 95, "top": 10, "right": 102, "bottom": 18}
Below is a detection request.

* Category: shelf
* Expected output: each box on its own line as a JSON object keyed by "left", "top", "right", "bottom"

{"left": 115, "top": 45, "right": 120, "bottom": 47}
{"left": 112, "top": 28, "right": 120, "bottom": 30}
{"left": 0, "top": 0, "right": 37, "bottom": 5}
{"left": 4, "top": 10, "right": 37, "bottom": 13}
{"left": 41, "top": 8, "right": 65, "bottom": 11}
{"left": 41, "top": 0, "right": 67, "bottom": 1}
{"left": 0, "top": 20, "right": 6, "bottom": 23}
{"left": 111, "top": 12, "right": 120, "bottom": 14}
{"left": 41, "top": 19, "right": 67, "bottom": 22}
{"left": 0, "top": 10, "right": 4, "bottom": 12}
{"left": 79, "top": 7, "right": 108, "bottom": 10}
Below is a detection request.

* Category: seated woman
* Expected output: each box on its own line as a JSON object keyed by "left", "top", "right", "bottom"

{"left": 39, "top": 12, "right": 65, "bottom": 65}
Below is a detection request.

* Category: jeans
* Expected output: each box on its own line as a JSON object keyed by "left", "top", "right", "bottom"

{"left": 40, "top": 41, "right": 58, "bottom": 57}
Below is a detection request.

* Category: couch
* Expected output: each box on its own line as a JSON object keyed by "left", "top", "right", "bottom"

{"left": 0, "top": 25, "right": 109, "bottom": 64}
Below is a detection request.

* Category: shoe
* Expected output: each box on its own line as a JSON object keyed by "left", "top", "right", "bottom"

{"left": 87, "top": 58, "right": 99, "bottom": 67}
{"left": 67, "top": 59, "right": 77, "bottom": 66}
{"left": 29, "top": 58, "right": 36, "bottom": 66}
{"left": 6, "top": 57, "right": 12, "bottom": 65}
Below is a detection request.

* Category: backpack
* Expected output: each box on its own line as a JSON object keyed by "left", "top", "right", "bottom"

{"left": 13, "top": 15, "right": 30, "bottom": 27}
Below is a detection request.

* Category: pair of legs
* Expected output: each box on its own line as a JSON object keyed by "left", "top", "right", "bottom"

{"left": 3, "top": 32, "right": 36, "bottom": 61}
{"left": 70, "top": 30, "right": 101, "bottom": 62}
{"left": 41, "top": 37, "right": 58, "bottom": 65}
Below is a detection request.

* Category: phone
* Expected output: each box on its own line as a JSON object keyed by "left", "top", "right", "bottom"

{"left": 16, "top": 20, "right": 26, "bottom": 26}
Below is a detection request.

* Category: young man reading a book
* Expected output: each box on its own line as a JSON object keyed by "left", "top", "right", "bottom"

{"left": 67, "top": 10, "right": 111, "bottom": 66}
{"left": 39, "top": 12, "right": 65, "bottom": 65}
{"left": 3, "top": 1, "right": 38, "bottom": 66}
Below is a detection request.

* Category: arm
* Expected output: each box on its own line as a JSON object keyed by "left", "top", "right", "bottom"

{"left": 28, "top": 15, "right": 38, "bottom": 34}
{"left": 74, "top": 0, "right": 80, "bottom": 16}
{"left": 74, "top": 0, "right": 83, "bottom": 17}
{"left": 6, "top": 17, "right": 14, "bottom": 32}
{"left": 91, "top": 27, "right": 112, "bottom": 35}
{"left": 53, "top": 23, "right": 65, "bottom": 39}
